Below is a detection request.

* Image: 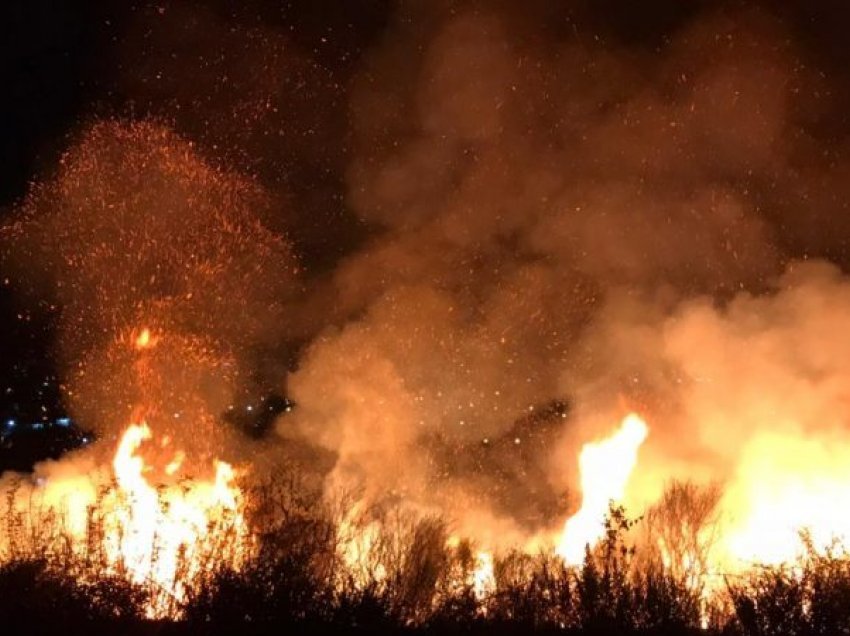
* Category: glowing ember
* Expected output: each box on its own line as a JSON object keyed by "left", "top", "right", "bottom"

{"left": 135, "top": 327, "right": 156, "bottom": 350}
{"left": 556, "top": 413, "right": 649, "bottom": 565}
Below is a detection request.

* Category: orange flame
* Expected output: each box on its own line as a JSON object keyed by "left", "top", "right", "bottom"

{"left": 95, "top": 420, "right": 250, "bottom": 615}
{"left": 134, "top": 327, "right": 158, "bottom": 350}
{"left": 556, "top": 413, "right": 649, "bottom": 564}
{"left": 472, "top": 551, "right": 496, "bottom": 599}
{"left": 717, "top": 430, "right": 850, "bottom": 568}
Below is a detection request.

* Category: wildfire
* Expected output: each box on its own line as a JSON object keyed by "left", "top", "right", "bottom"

{"left": 556, "top": 413, "right": 649, "bottom": 565}
{"left": 718, "top": 430, "right": 850, "bottom": 568}
{"left": 0, "top": 324, "right": 253, "bottom": 617}
{"left": 337, "top": 503, "right": 386, "bottom": 587}
{"left": 8, "top": 327, "right": 850, "bottom": 621}
{"left": 472, "top": 551, "right": 496, "bottom": 599}
{"left": 333, "top": 412, "right": 653, "bottom": 597}
{"left": 0, "top": 418, "right": 252, "bottom": 617}
{"left": 103, "top": 420, "right": 250, "bottom": 611}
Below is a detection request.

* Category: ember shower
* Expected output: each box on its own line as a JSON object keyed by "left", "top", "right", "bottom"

{"left": 3, "top": 0, "right": 850, "bottom": 609}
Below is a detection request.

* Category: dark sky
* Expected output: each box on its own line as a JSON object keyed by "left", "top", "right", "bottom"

{"left": 2, "top": 0, "right": 850, "bottom": 424}
{"left": 0, "top": 0, "right": 393, "bottom": 422}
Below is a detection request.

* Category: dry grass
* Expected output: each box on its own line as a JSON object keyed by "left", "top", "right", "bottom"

{"left": 1, "top": 478, "right": 848, "bottom": 635}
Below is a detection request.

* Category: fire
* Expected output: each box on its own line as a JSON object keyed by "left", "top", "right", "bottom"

{"left": 556, "top": 413, "right": 649, "bottom": 564}
{"left": 0, "top": 418, "right": 251, "bottom": 617}
{"left": 134, "top": 327, "right": 158, "bottom": 350}
{"left": 472, "top": 551, "right": 496, "bottom": 599}
{"left": 89, "top": 325, "right": 254, "bottom": 612}
{"left": 337, "top": 504, "right": 386, "bottom": 586}
{"left": 11, "top": 312, "right": 850, "bottom": 621}
{"left": 0, "top": 324, "right": 253, "bottom": 617}
{"left": 718, "top": 430, "right": 850, "bottom": 567}
{"left": 103, "top": 420, "right": 250, "bottom": 611}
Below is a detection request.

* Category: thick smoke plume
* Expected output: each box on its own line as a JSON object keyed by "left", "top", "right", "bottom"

{"left": 4, "top": 1, "right": 850, "bottom": 555}
{"left": 282, "top": 2, "right": 850, "bottom": 548}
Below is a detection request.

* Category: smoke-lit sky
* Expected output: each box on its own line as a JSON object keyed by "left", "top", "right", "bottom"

{"left": 1, "top": 0, "right": 848, "bottom": 363}
{"left": 5, "top": 0, "right": 850, "bottom": 546}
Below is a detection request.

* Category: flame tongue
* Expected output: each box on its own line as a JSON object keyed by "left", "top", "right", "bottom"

{"left": 72, "top": 326, "right": 253, "bottom": 615}
{"left": 473, "top": 551, "right": 496, "bottom": 599}
{"left": 556, "top": 413, "right": 649, "bottom": 564}
{"left": 111, "top": 422, "right": 158, "bottom": 580}
{"left": 106, "top": 419, "right": 250, "bottom": 614}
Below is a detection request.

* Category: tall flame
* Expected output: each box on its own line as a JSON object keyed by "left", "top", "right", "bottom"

{"left": 105, "top": 420, "right": 250, "bottom": 611}
{"left": 472, "top": 551, "right": 496, "bottom": 599}
{"left": 556, "top": 413, "right": 649, "bottom": 564}
{"left": 0, "top": 325, "right": 254, "bottom": 617}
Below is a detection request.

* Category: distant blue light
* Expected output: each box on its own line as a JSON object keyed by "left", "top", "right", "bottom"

{"left": 5, "top": 419, "right": 15, "bottom": 429}
{"left": 56, "top": 417, "right": 71, "bottom": 427}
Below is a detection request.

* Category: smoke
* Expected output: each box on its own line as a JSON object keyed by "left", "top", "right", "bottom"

{"left": 282, "top": 2, "right": 850, "bottom": 546}
{"left": 5, "top": 1, "right": 850, "bottom": 552}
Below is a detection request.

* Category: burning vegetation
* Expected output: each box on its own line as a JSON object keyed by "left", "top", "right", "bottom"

{"left": 4, "top": 1, "right": 850, "bottom": 634}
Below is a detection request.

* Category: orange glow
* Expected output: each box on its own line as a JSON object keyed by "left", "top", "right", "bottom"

{"left": 472, "top": 551, "right": 496, "bottom": 599}
{"left": 556, "top": 413, "right": 649, "bottom": 564}
{"left": 336, "top": 503, "right": 386, "bottom": 587}
{"left": 103, "top": 421, "right": 250, "bottom": 612}
{"left": 0, "top": 418, "right": 251, "bottom": 617}
{"left": 134, "top": 327, "right": 157, "bottom": 350}
{"left": 0, "top": 323, "right": 252, "bottom": 617}
{"left": 717, "top": 430, "right": 850, "bottom": 568}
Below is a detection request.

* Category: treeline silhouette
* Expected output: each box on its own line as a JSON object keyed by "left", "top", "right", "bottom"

{"left": 1, "top": 477, "right": 849, "bottom": 635}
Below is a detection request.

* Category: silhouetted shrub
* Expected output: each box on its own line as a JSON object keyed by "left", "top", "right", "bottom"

{"left": 728, "top": 536, "right": 850, "bottom": 636}
{"left": 0, "top": 558, "right": 147, "bottom": 632}
{"left": 3, "top": 477, "right": 850, "bottom": 636}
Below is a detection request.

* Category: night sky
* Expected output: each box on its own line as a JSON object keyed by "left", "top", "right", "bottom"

{"left": 0, "top": 0, "right": 392, "bottom": 427}
{"left": 2, "top": 0, "right": 850, "bottom": 462}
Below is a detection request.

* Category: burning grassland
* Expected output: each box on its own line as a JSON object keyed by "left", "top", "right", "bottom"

{"left": 2, "top": 403, "right": 850, "bottom": 630}
{"left": 4, "top": 1, "right": 850, "bottom": 633}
